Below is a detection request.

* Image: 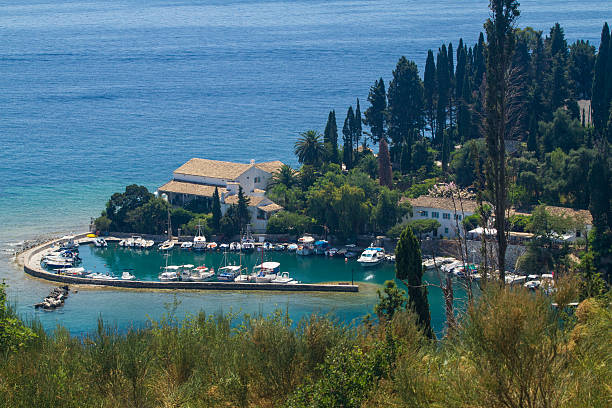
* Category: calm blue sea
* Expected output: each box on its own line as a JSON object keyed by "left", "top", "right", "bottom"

{"left": 0, "top": 0, "right": 609, "bottom": 335}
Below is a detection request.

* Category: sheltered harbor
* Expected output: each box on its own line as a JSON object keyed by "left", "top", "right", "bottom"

{"left": 22, "top": 233, "right": 359, "bottom": 293}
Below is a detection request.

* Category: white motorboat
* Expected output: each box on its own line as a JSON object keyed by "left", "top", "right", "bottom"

{"left": 133, "top": 236, "right": 145, "bottom": 248}
{"left": 219, "top": 243, "right": 230, "bottom": 251}
{"left": 159, "top": 240, "right": 175, "bottom": 251}
{"left": 193, "top": 221, "right": 207, "bottom": 250}
{"left": 207, "top": 242, "right": 218, "bottom": 251}
{"left": 188, "top": 265, "right": 215, "bottom": 281}
{"left": 252, "top": 261, "right": 279, "bottom": 282}
{"left": 234, "top": 274, "right": 250, "bottom": 283}
{"left": 93, "top": 238, "right": 108, "bottom": 247}
{"left": 357, "top": 248, "right": 385, "bottom": 267}
{"left": 159, "top": 267, "right": 179, "bottom": 281}
{"left": 230, "top": 242, "right": 241, "bottom": 251}
{"left": 325, "top": 248, "right": 338, "bottom": 257}
{"left": 274, "top": 244, "right": 285, "bottom": 251}
{"left": 43, "top": 259, "right": 74, "bottom": 269}
{"left": 296, "top": 236, "right": 315, "bottom": 255}
{"left": 57, "top": 267, "right": 85, "bottom": 276}
{"left": 87, "top": 273, "right": 117, "bottom": 280}
{"left": 286, "top": 243, "right": 298, "bottom": 252}
{"left": 59, "top": 235, "right": 79, "bottom": 250}
{"left": 271, "top": 271, "right": 297, "bottom": 284}
{"left": 181, "top": 241, "right": 193, "bottom": 250}
{"left": 121, "top": 271, "right": 136, "bottom": 280}
{"left": 217, "top": 265, "right": 242, "bottom": 282}
{"left": 262, "top": 242, "right": 273, "bottom": 251}
{"left": 240, "top": 225, "right": 255, "bottom": 252}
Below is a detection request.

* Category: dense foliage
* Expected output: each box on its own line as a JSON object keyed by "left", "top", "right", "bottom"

{"left": 0, "top": 283, "right": 609, "bottom": 407}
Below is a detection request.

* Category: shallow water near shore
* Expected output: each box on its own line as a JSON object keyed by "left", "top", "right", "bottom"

{"left": 0, "top": 0, "right": 609, "bottom": 336}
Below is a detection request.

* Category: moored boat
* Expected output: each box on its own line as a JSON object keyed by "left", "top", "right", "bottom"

{"left": 357, "top": 248, "right": 385, "bottom": 267}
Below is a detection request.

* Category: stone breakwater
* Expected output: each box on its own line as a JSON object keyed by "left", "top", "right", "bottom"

{"left": 22, "top": 233, "right": 359, "bottom": 293}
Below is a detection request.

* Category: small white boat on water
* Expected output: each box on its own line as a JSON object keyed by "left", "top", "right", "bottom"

{"left": 59, "top": 235, "right": 79, "bottom": 250}
{"left": 188, "top": 265, "right": 215, "bottom": 281}
{"left": 43, "top": 259, "right": 75, "bottom": 269}
{"left": 296, "top": 236, "right": 315, "bottom": 255}
{"left": 121, "top": 271, "right": 136, "bottom": 280}
{"left": 251, "top": 261, "right": 280, "bottom": 282}
{"left": 357, "top": 248, "right": 385, "bottom": 267}
{"left": 159, "top": 265, "right": 180, "bottom": 281}
{"left": 219, "top": 243, "right": 230, "bottom": 251}
{"left": 241, "top": 225, "right": 255, "bottom": 252}
{"left": 57, "top": 267, "right": 85, "bottom": 276}
{"left": 230, "top": 242, "right": 241, "bottom": 251}
{"left": 271, "top": 271, "right": 297, "bottom": 284}
{"left": 217, "top": 265, "right": 242, "bottom": 282}
{"left": 193, "top": 222, "right": 207, "bottom": 250}
{"left": 207, "top": 242, "right": 218, "bottom": 251}
{"left": 287, "top": 243, "right": 298, "bottom": 252}
{"left": 94, "top": 238, "right": 108, "bottom": 247}
{"left": 159, "top": 241, "right": 175, "bottom": 251}
{"left": 181, "top": 241, "right": 193, "bottom": 250}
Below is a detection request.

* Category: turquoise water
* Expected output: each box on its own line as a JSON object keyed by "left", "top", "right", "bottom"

{"left": 1, "top": 0, "right": 609, "bottom": 335}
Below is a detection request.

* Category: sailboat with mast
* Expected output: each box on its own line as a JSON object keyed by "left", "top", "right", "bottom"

{"left": 217, "top": 250, "right": 244, "bottom": 282}
{"left": 193, "top": 221, "right": 207, "bottom": 251}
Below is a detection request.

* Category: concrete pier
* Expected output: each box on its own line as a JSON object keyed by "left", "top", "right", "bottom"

{"left": 22, "top": 233, "right": 359, "bottom": 293}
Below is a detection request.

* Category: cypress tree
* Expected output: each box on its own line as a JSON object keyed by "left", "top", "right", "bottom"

{"left": 342, "top": 106, "right": 355, "bottom": 169}
{"left": 323, "top": 110, "right": 339, "bottom": 163}
{"left": 548, "top": 23, "right": 569, "bottom": 111}
{"left": 423, "top": 50, "right": 437, "bottom": 138}
{"left": 436, "top": 46, "right": 449, "bottom": 146}
{"left": 592, "top": 23, "right": 610, "bottom": 131}
{"left": 474, "top": 32, "right": 487, "bottom": 90}
{"left": 211, "top": 187, "right": 222, "bottom": 232}
{"left": 378, "top": 137, "right": 393, "bottom": 188}
{"left": 354, "top": 98, "right": 363, "bottom": 148}
{"left": 605, "top": 26, "right": 612, "bottom": 120}
{"left": 395, "top": 225, "right": 433, "bottom": 338}
{"left": 455, "top": 39, "right": 466, "bottom": 101}
{"left": 364, "top": 78, "right": 387, "bottom": 145}
{"left": 484, "top": 0, "right": 520, "bottom": 282}
{"left": 447, "top": 42, "right": 456, "bottom": 133}
{"left": 236, "top": 186, "right": 251, "bottom": 228}
{"left": 387, "top": 56, "right": 425, "bottom": 171}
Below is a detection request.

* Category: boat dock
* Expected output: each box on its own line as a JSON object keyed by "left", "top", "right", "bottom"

{"left": 21, "top": 233, "right": 359, "bottom": 293}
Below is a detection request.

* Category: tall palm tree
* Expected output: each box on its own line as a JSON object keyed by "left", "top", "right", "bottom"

{"left": 268, "top": 164, "right": 296, "bottom": 188}
{"left": 294, "top": 130, "right": 325, "bottom": 165}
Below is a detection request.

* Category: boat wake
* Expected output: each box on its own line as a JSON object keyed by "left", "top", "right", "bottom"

{"left": 364, "top": 274, "right": 374, "bottom": 281}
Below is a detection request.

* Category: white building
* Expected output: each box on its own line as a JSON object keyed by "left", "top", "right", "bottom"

{"left": 403, "top": 196, "right": 479, "bottom": 238}
{"left": 158, "top": 158, "right": 285, "bottom": 233}
{"left": 544, "top": 206, "right": 593, "bottom": 242}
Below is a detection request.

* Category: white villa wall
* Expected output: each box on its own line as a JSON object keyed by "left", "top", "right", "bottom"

{"left": 409, "top": 206, "right": 474, "bottom": 238}
{"left": 235, "top": 166, "right": 273, "bottom": 193}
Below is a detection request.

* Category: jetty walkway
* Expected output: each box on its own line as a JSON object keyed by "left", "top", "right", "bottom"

{"left": 21, "top": 233, "right": 359, "bottom": 293}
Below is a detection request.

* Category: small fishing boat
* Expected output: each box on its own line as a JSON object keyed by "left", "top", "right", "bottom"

{"left": 314, "top": 240, "right": 329, "bottom": 255}
{"left": 274, "top": 244, "right": 286, "bottom": 251}
{"left": 180, "top": 241, "right": 193, "bottom": 250}
{"left": 252, "top": 261, "right": 280, "bottom": 283}
{"left": 230, "top": 242, "right": 241, "bottom": 251}
{"left": 207, "top": 242, "right": 218, "bottom": 251}
{"left": 159, "top": 265, "right": 180, "bottom": 281}
{"left": 296, "top": 236, "right": 315, "bottom": 255}
{"left": 217, "top": 265, "right": 242, "bottom": 282}
{"left": 286, "top": 243, "right": 298, "bottom": 252}
{"left": 325, "top": 248, "right": 338, "bottom": 257}
{"left": 219, "top": 243, "right": 230, "bottom": 251}
{"left": 262, "top": 242, "right": 273, "bottom": 251}
{"left": 121, "top": 270, "right": 136, "bottom": 280}
{"left": 240, "top": 225, "right": 255, "bottom": 252}
{"left": 59, "top": 235, "right": 78, "bottom": 250}
{"left": 43, "top": 259, "right": 75, "bottom": 269}
{"left": 188, "top": 265, "right": 215, "bottom": 281}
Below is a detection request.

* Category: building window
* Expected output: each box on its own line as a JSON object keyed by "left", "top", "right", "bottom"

{"left": 257, "top": 210, "right": 266, "bottom": 220}
{"left": 433, "top": 228, "right": 438, "bottom": 237}
{"left": 254, "top": 176, "right": 261, "bottom": 183}
{"left": 576, "top": 230, "right": 581, "bottom": 238}
{"left": 454, "top": 214, "right": 462, "bottom": 220}
{"left": 443, "top": 213, "right": 450, "bottom": 219}
{"left": 431, "top": 212, "right": 439, "bottom": 218}
{"left": 419, "top": 210, "right": 428, "bottom": 217}
{"left": 444, "top": 227, "right": 449, "bottom": 234}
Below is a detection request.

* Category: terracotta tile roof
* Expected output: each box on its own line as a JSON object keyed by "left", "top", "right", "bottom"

{"left": 545, "top": 206, "right": 593, "bottom": 225}
{"left": 174, "top": 158, "right": 284, "bottom": 180}
{"left": 404, "top": 196, "right": 480, "bottom": 213}
{"left": 224, "top": 194, "right": 267, "bottom": 207}
{"left": 255, "top": 160, "right": 284, "bottom": 174}
{"left": 260, "top": 203, "right": 283, "bottom": 213}
{"left": 158, "top": 180, "right": 226, "bottom": 197}
{"left": 253, "top": 188, "right": 266, "bottom": 194}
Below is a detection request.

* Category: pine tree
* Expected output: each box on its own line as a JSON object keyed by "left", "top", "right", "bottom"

{"left": 395, "top": 225, "right": 433, "bottom": 338}
{"left": 592, "top": 23, "right": 610, "bottom": 131}
{"left": 378, "top": 137, "right": 393, "bottom": 188}
{"left": 342, "top": 106, "right": 355, "bottom": 169}
{"left": 387, "top": 56, "right": 425, "bottom": 171}
{"left": 323, "top": 110, "right": 339, "bottom": 163}
{"left": 236, "top": 186, "right": 251, "bottom": 228}
{"left": 423, "top": 50, "right": 437, "bottom": 138}
{"left": 211, "top": 187, "right": 222, "bottom": 232}
{"left": 354, "top": 98, "right": 363, "bottom": 148}
{"left": 484, "top": 0, "right": 520, "bottom": 282}
{"left": 364, "top": 78, "right": 387, "bottom": 145}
